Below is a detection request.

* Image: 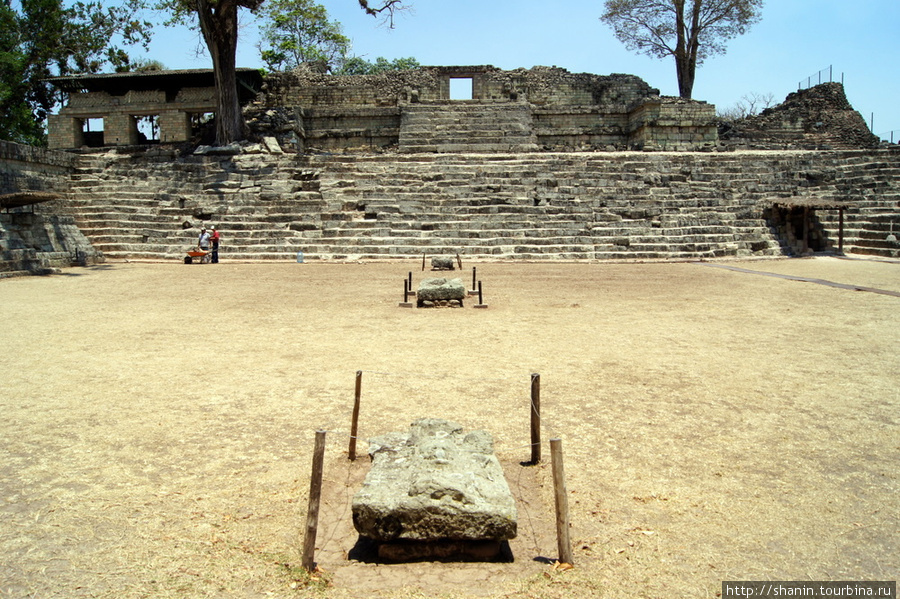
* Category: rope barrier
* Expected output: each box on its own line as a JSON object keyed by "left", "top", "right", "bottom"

{"left": 359, "top": 369, "right": 524, "bottom": 383}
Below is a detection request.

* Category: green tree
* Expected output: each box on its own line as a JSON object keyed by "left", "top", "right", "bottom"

{"left": 258, "top": 0, "right": 350, "bottom": 72}
{"left": 0, "top": 0, "right": 151, "bottom": 145}
{"left": 600, "top": 0, "right": 763, "bottom": 99}
{"left": 159, "top": 0, "right": 409, "bottom": 145}
{"left": 335, "top": 55, "right": 420, "bottom": 75}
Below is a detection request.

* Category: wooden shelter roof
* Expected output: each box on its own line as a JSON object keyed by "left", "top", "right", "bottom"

{"left": 0, "top": 191, "right": 61, "bottom": 209}
{"left": 48, "top": 69, "right": 263, "bottom": 102}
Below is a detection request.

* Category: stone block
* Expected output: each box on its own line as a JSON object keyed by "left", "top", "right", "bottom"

{"left": 417, "top": 277, "right": 466, "bottom": 302}
{"left": 430, "top": 256, "right": 455, "bottom": 270}
{"left": 352, "top": 418, "right": 517, "bottom": 543}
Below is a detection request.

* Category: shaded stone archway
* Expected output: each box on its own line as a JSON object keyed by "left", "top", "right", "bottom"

{"left": 766, "top": 199, "right": 849, "bottom": 255}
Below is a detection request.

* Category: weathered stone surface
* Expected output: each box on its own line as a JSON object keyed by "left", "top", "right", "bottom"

{"left": 194, "top": 143, "right": 242, "bottom": 156}
{"left": 352, "top": 418, "right": 517, "bottom": 542}
{"left": 417, "top": 277, "right": 466, "bottom": 302}
{"left": 430, "top": 256, "right": 455, "bottom": 270}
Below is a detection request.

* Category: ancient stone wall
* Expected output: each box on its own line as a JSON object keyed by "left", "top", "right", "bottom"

{"left": 0, "top": 141, "right": 101, "bottom": 275}
{"left": 251, "top": 65, "right": 716, "bottom": 152}
{"left": 0, "top": 141, "right": 75, "bottom": 197}
{"left": 58, "top": 146, "right": 900, "bottom": 263}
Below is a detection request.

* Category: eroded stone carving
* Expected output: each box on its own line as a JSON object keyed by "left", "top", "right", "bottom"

{"left": 352, "top": 418, "right": 517, "bottom": 544}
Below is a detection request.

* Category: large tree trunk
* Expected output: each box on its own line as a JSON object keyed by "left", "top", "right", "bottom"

{"left": 674, "top": 0, "right": 700, "bottom": 99}
{"left": 210, "top": 32, "right": 245, "bottom": 145}
{"left": 675, "top": 53, "right": 695, "bottom": 99}
{"left": 197, "top": 0, "right": 246, "bottom": 145}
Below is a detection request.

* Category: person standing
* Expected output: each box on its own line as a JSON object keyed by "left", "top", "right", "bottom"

{"left": 210, "top": 226, "right": 220, "bottom": 263}
{"left": 198, "top": 227, "right": 210, "bottom": 251}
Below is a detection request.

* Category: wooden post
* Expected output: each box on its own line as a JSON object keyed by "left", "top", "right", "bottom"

{"left": 802, "top": 206, "right": 809, "bottom": 254}
{"left": 478, "top": 280, "right": 483, "bottom": 305}
{"left": 550, "top": 438, "right": 573, "bottom": 565}
{"left": 408, "top": 271, "right": 413, "bottom": 292}
{"left": 472, "top": 266, "right": 477, "bottom": 291}
{"left": 301, "top": 430, "right": 327, "bottom": 571}
{"left": 530, "top": 373, "right": 541, "bottom": 464}
{"left": 422, "top": 253, "right": 426, "bottom": 271}
{"left": 838, "top": 208, "right": 844, "bottom": 254}
{"left": 403, "top": 279, "right": 409, "bottom": 303}
{"left": 349, "top": 371, "right": 362, "bottom": 460}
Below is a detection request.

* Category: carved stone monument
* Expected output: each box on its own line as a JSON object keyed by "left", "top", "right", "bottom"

{"left": 417, "top": 277, "right": 466, "bottom": 308}
{"left": 352, "top": 418, "right": 517, "bottom": 561}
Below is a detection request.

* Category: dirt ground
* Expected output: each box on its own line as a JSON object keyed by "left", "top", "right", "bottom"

{"left": 1, "top": 256, "right": 897, "bottom": 599}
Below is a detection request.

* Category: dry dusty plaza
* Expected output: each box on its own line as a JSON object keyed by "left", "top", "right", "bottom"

{"left": 1, "top": 256, "right": 898, "bottom": 598}
{"left": 2, "top": 56, "right": 900, "bottom": 598}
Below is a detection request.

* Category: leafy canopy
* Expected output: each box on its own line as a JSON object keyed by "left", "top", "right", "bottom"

{"left": 257, "top": 0, "right": 350, "bottom": 72}
{"left": 601, "top": 0, "right": 763, "bottom": 98}
{"left": 0, "top": 0, "right": 152, "bottom": 144}
{"left": 335, "top": 55, "right": 420, "bottom": 75}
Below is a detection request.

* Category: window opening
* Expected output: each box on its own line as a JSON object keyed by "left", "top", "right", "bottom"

{"left": 82, "top": 118, "right": 104, "bottom": 147}
{"left": 136, "top": 115, "right": 159, "bottom": 143}
{"left": 192, "top": 112, "right": 216, "bottom": 144}
{"left": 450, "top": 78, "right": 474, "bottom": 100}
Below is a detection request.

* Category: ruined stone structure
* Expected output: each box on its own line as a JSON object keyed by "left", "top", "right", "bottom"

{"left": 2, "top": 75, "right": 896, "bottom": 276}
{"left": 252, "top": 65, "right": 718, "bottom": 153}
{"left": 47, "top": 69, "right": 263, "bottom": 149}
{"left": 35, "top": 146, "right": 894, "bottom": 263}
{"left": 720, "top": 83, "right": 881, "bottom": 151}
{"left": 0, "top": 141, "right": 102, "bottom": 274}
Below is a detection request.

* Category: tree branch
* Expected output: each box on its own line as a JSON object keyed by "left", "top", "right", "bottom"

{"left": 357, "top": 0, "right": 406, "bottom": 27}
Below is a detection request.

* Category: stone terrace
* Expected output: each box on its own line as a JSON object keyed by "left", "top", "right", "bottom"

{"left": 60, "top": 148, "right": 900, "bottom": 262}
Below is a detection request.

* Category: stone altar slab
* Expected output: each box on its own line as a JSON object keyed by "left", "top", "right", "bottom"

{"left": 352, "top": 419, "right": 517, "bottom": 544}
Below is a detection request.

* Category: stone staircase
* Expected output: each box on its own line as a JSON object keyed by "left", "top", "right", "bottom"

{"left": 62, "top": 148, "right": 900, "bottom": 262}
{"left": 305, "top": 152, "right": 782, "bottom": 260}
{"left": 816, "top": 153, "right": 900, "bottom": 257}
{"left": 399, "top": 102, "right": 538, "bottom": 153}
{"left": 64, "top": 150, "right": 328, "bottom": 261}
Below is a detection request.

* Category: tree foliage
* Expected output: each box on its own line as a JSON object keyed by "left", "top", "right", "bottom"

{"left": 158, "top": 0, "right": 411, "bottom": 145}
{"left": 0, "top": 0, "right": 151, "bottom": 145}
{"left": 335, "top": 55, "right": 420, "bottom": 75}
{"left": 600, "top": 0, "right": 763, "bottom": 99}
{"left": 258, "top": 0, "right": 350, "bottom": 72}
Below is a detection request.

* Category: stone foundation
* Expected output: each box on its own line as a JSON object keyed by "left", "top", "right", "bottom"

{"left": 48, "top": 147, "right": 900, "bottom": 262}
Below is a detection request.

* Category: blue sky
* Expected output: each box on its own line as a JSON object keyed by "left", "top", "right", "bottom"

{"left": 144, "top": 0, "right": 900, "bottom": 141}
